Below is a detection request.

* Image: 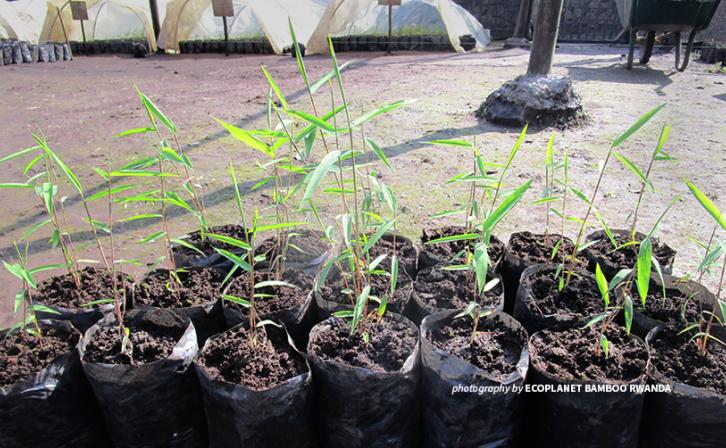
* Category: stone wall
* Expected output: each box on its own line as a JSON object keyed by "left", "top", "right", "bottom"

{"left": 454, "top": 0, "right": 520, "bottom": 40}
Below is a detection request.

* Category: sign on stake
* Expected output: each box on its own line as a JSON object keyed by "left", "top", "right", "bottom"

{"left": 70, "top": 2, "right": 89, "bottom": 55}
{"left": 212, "top": 0, "right": 234, "bottom": 56}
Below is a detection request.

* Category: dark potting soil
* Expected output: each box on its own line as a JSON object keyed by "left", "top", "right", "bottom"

{"left": 416, "top": 266, "right": 502, "bottom": 310}
{"left": 421, "top": 225, "right": 504, "bottom": 265}
{"left": 255, "top": 230, "right": 330, "bottom": 266}
{"left": 523, "top": 268, "right": 603, "bottom": 319}
{"left": 587, "top": 232, "right": 674, "bottom": 272}
{"left": 175, "top": 224, "right": 248, "bottom": 257}
{"left": 320, "top": 269, "right": 412, "bottom": 310}
{"left": 35, "top": 266, "right": 132, "bottom": 309}
{"left": 531, "top": 326, "right": 648, "bottom": 382}
{"left": 428, "top": 316, "right": 524, "bottom": 381}
{"left": 650, "top": 327, "right": 726, "bottom": 395}
{"left": 224, "top": 269, "right": 313, "bottom": 316}
{"left": 82, "top": 325, "right": 179, "bottom": 365}
{"left": 199, "top": 325, "right": 305, "bottom": 390}
{"left": 0, "top": 329, "right": 77, "bottom": 387}
{"left": 310, "top": 317, "right": 417, "bottom": 372}
{"left": 134, "top": 267, "right": 224, "bottom": 308}
{"left": 636, "top": 287, "right": 701, "bottom": 325}
{"left": 508, "top": 231, "right": 583, "bottom": 266}
{"left": 367, "top": 233, "right": 417, "bottom": 272}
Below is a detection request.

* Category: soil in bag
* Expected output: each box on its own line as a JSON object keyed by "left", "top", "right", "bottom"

{"left": 626, "top": 275, "right": 718, "bottom": 338}
{"left": 502, "top": 231, "right": 585, "bottom": 313}
{"left": 221, "top": 268, "right": 315, "bottom": 346}
{"left": 0, "top": 320, "right": 109, "bottom": 448}
{"left": 80, "top": 309, "right": 207, "bottom": 448}
{"left": 255, "top": 230, "right": 332, "bottom": 274}
{"left": 194, "top": 323, "right": 312, "bottom": 448}
{"left": 171, "top": 224, "right": 248, "bottom": 268}
{"left": 408, "top": 264, "right": 504, "bottom": 325}
{"left": 639, "top": 325, "right": 726, "bottom": 448}
{"left": 134, "top": 267, "right": 226, "bottom": 345}
{"left": 514, "top": 264, "right": 604, "bottom": 333}
{"left": 314, "top": 266, "right": 414, "bottom": 321}
{"left": 419, "top": 225, "right": 505, "bottom": 273}
{"left": 527, "top": 325, "right": 649, "bottom": 448}
{"left": 583, "top": 229, "right": 675, "bottom": 279}
{"left": 34, "top": 266, "right": 134, "bottom": 332}
{"left": 365, "top": 232, "right": 419, "bottom": 278}
{"left": 420, "top": 310, "right": 529, "bottom": 448}
{"left": 307, "top": 313, "right": 420, "bottom": 448}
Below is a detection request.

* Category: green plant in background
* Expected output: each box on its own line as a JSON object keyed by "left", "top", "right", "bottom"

{"left": 684, "top": 180, "right": 726, "bottom": 355}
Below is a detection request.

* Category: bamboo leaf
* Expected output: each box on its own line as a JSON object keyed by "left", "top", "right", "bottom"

{"left": 0, "top": 146, "right": 40, "bottom": 164}
{"left": 612, "top": 104, "right": 665, "bottom": 148}
{"left": 139, "top": 231, "right": 166, "bottom": 244}
{"left": 261, "top": 65, "right": 288, "bottom": 110}
{"left": 214, "top": 117, "right": 275, "bottom": 157}
{"left": 207, "top": 233, "right": 251, "bottom": 250}
{"left": 287, "top": 110, "right": 337, "bottom": 133}
{"left": 362, "top": 220, "right": 396, "bottom": 253}
{"left": 0, "top": 183, "right": 34, "bottom": 189}
{"left": 426, "top": 139, "right": 474, "bottom": 149}
{"left": 120, "top": 213, "right": 163, "bottom": 222}
{"left": 136, "top": 87, "right": 177, "bottom": 133}
{"left": 685, "top": 180, "right": 726, "bottom": 230}
{"left": 365, "top": 138, "right": 391, "bottom": 169}
{"left": 637, "top": 238, "right": 653, "bottom": 305}
{"left": 425, "top": 233, "right": 478, "bottom": 245}
{"left": 160, "top": 147, "right": 192, "bottom": 168}
{"left": 624, "top": 295, "right": 633, "bottom": 336}
{"left": 86, "top": 185, "right": 136, "bottom": 202}
{"left": 507, "top": 124, "right": 528, "bottom": 166}
{"left": 309, "top": 60, "right": 355, "bottom": 94}
{"left": 351, "top": 285, "right": 371, "bottom": 336}
{"left": 482, "top": 180, "right": 532, "bottom": 232}
{"left": 214, "top": 248, "right": 252, "bottom": 273}
{"left": 474, "top": 242, "right": 490, "bottom": 293}
{"left": 601, "top": 335, "right": 610, "bottom": 358}
{"left": 34, "top": 135, "right": 83, "bottom": 196}
{"left": 595, "top": 263, "right": 610, "bottom": 309}
{"left": 116, "top": 127, "right": 154, "bottom": 138}
{"left": 302, "top": 150, "right": 340, "bottom": 205}
{"left": 545, "top": 133, "right": 555, "bottom": 165}
{"left": 352, "top": 99, "right": 416, "bottom": 128}
{"left": 171, "top": 238, "right": 205, "bottom": 256}
{"left": 613, "top": 151, "right": 653, "bottom": 191}
{"left": 255, "top": 280, "right": 298, "bottom": 289}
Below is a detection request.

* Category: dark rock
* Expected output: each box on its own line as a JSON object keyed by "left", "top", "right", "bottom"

{"left": 477, "top": 74, "right": 586, "bottom": 128}
{"left": 459, "top": 34, "right": 476, "bottom": 51}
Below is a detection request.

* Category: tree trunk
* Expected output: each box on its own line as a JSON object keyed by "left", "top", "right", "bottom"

{"left": 527, "top": 0, "right": 565, "bottom": 75}
{"left": 512, "top": 0, "right": 533, "bottom": 39}
{"left": 149, "top": 0, "right": 161, "bottom": 41}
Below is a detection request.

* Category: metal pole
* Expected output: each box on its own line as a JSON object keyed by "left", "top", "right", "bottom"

{"left": 80, "top": 19, "right": 88, "bottom": 56}
{"left": 223, "top": 16, "right": 229, "bottom": 56}
{"left": 148, "top": 0, "right": 161, "bottom": 41}
{"left": 387, "top": 4, "right": 392, "bottom": 54}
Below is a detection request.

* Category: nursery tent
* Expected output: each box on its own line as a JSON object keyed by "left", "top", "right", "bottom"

{"left": 39, "top": 0, "right": 160, "bottom": 50}
{"left": 157, "top": 0, "right": 329, "bottom": 53}
{"left": 0, "top": 0, "right": 48, "bottom": 42}
{"left": 307, "top": 0, "right": 490, "bottom": 54}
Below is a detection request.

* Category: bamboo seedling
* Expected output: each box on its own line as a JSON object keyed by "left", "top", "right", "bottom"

{"left": 565, "top": 104, "right": 666, "bottom": 284}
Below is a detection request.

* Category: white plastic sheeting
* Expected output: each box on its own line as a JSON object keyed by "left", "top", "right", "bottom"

{"left": 157, "top": 0, "right": 329, "bottom": 53}
{"left": 40, "top": 0, "right": 159, "bottom": 50}
{"left": 0, "top": 0, "right": 48, "bottom": 42}
{"left": 307, "top": 0, "right": 490, "bottom": 54}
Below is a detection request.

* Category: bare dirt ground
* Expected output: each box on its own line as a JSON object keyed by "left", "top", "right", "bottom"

{"left": 1, "top": 44, "right": 725, "bottom": 327}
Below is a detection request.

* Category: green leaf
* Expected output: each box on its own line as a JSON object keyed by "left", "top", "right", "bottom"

{"left": 115, "top": 127, "right": 154, "bottom": 138}
{"left": 255, "top": 280, "right": 298, "bottom": 289}
{"left": 214, "top": 248, "right": 252, "bottom": 273}
{"left": 120, "top": 213, "right": 163, "bottom": 223}
{"left": 165, "top": 191, "right": 194, "bottom": 213}
{"left": 595, "top": 263, "right": 610, "bottom": 309}
{"left": 86, "top": 185, "right": 136, "bottom": 202}
{"left": 3, "top": 261, "right": 36, "bottom": 288}
{"left": 474, "top": 242, "right": 490, "bottom": 294}
{"left": 261, "top": 65, "right": 289, "bottom": 110}
{"left": 365, "top": 138, "right": 391, "bottom": 169}
{"left": 426, "top": 139, "right": 474, "bottom": 149}
{"left": 33, "top": 304, "right": 61, "bottom": 315}
{"left": 80, "top": 298, "right": 115, "bottom": 308}
{"left": 352, "top": 99, "right": 416, "bottom": 128}
{"left": 207, "top": 234, "right": 251, "bottom": 250}
{"left": 160, "top": 147, "right": 192, "bottom": 168}
{"left": 608, "top": 268, "right": 632, "bottom": 291}
{"left": 139, "top": 231, "right": 166, "bottom": 244}
{"left": 685, "top": 180, "right": 726, "bottom": 230}
{"left": 255, "top": 221, "right": 306, "bottom": 232}
{"left": 289, "top": 19, "right": 309, "bottom": 87}
{"left": 22, "top": 218, "right": 52, "bottom": 240}
{"left": 302, "top": 150, "right": 340, "bottom": 205}
{"left": 351, "top": 285, "right": 371, "bottom": 336}
{"left": 23, "top": 154, "right": 44, "bottom": 175}
{"left": 506, "top": 124, "right": 528, "bottom": 166}
{"left": 362, "top": 220, "right": 396, "bottom": 253}
{"left": 214, "top": 117, "right": 275, "bottom": 157}
{"left": 0, "top": 146, "right": 40, "bottom": 164}
{"left": 34, "top": 135, "right": 83, "bottom": 196}
{"left": 0, "top": 183, "right": 34, "bottom": 189}
{"left": 287, "top": 110, "right": 337, "bottom": 133}
{"left": 425, "top": 233, "right": 478, "bottom": 245}
{"left": 601, "top": 335, "right": 610, "bottom": 358}
{"left": 482, "top": 180, "right": 532, "bottom": 232}
{"left": 309, "top": 60, "right": 355, "bottom": 94}
{"left": 223, "top": 294, "right": 251, "bottom": 307}
{"left": 390, "top": 255, "right": 399, "bottom": 299}
{"left": 545, "top": 133, "right": 555, "bottom": 165}
{"left": 613, "top": 151, "right": 653, "bottom": 191}
{"left": 612, "top": 104, "right": 665, "bottom": 148}
{"left": 136, "top": 87, "right": 177, "bottom": 133}
{"left": 624, "top": 295, "right": 633, "bottom": 336}
{"left": 637, "top": 238, "right": 653, "bottom": 305}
